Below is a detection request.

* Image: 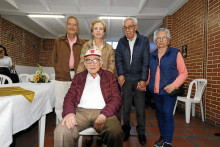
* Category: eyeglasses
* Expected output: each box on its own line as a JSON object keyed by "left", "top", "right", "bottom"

{"left": 122, "top": 25, "right": 136, "bottom": 31}
{"left": 85, "top": 58, "right": 101, "bottom": 64}
{"left": 156, "top": 37, "right": 168, "bottom": 41}
{"left": 67, "top": 23, "right": 77, "bottom": 27}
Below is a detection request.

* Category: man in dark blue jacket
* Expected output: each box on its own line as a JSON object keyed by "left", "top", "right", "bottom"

{"left": 115, "top": 17, "right": 150, "bottom": 145}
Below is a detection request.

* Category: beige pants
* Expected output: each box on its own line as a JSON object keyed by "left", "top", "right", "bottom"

{"left": 55, "top": 71, "right": 75, "bottom": 121}
{"left": 54, "top": 108, "right": 123, "bottom": 147}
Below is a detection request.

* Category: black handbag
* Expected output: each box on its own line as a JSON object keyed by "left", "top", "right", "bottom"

{"left": 156, "top": 59, "right": 184, "bottom": 96}
{"left": 10, "top": 68, "right": 19, "bottom": 83}
{"left": 169, "top": 84, "right": 184, "bottom": 96}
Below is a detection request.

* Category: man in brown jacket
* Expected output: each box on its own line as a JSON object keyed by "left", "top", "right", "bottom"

{"left": 52, "top": 16, "right": 85, "bottom": 121}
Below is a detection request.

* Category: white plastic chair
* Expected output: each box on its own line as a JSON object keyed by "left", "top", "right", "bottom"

{"left": 173, "top": 79, "right": 207, "bottom": 123}
{"left": 26, "top": 74, "right": 35, "bottom": 82}
{"left": 45, "top": 73, "right": 50, "bottom": 80}
{"left": 19, "top": 74, "right": 30, "bottom": 83}
{"left": 0, "top": 74, "right": 12, "bottom": 84}
{"left": 78, "top": 127, "right": 99, "bottom": 147}
{"left": 51, "top": 73, "right": 55, "bottom": 80}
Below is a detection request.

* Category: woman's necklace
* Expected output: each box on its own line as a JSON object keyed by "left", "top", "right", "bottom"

{"left": 94, "top": 39, "right": 103, "bottom": 48}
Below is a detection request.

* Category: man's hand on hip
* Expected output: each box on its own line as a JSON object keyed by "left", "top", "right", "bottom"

{"left": 94, "top": 114, "right": 106, "bottom": 132}
{"left": 62, "top": 113, "right": 77, "bottom": 129}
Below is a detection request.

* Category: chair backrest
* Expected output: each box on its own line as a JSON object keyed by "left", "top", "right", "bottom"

{"left": 186, "top": 79, "right": 207, "bottom": 101}
{"left": 51, "top": 74, "right": 55, "bottom": 80}
{"left": 0, "top": 74, "right": 13, "bottom": 84}
{"left": 19, "top": 74, "right": 30, "bottom": 83}
{"left": 45, "top": 73, "right": 50, "bottom": 80}
{"left": 26, "top": 74, "right": 35, "bottom": 82}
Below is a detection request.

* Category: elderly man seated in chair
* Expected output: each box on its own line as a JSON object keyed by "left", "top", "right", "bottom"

{"left": 54, "top": 49, "right": 123, "bottom": 147}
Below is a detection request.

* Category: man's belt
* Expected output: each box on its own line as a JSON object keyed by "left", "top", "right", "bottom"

{"left": 70, "top": 68, "right": 74, "bottom": 71}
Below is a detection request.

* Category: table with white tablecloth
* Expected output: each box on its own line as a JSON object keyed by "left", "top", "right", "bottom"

{"left": 0, "top": 81, "right": 55, "bottom": 147}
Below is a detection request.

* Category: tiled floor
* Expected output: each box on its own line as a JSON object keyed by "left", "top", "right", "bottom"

{"left": 11, "top": 105, "right": 220, "bottom": 147}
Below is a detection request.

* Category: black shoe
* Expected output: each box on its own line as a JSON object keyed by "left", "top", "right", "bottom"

{"left": 123, "top": 131, "right": 130, "bottom": 141}
{"left": 122, "top": 125, "right": 130, "bottom": 141}
{"left": 138, "top": 135, "right": 146, "bottom": 145}
{"left": 154, "top": 136, "right": 164, "bottom": 147}
{"left": 96, "top": 136, "right": 103, "bottom": 145}
{"left": 85, "top": 137, "right": 93, "bottom": 147}
{"left": 163, "top": 142, "right": 172, "bottom": 147}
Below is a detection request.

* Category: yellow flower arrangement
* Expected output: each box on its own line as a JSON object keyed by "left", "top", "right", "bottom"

{"left": 32, "top": 64, "right": 50, "bottom": 83}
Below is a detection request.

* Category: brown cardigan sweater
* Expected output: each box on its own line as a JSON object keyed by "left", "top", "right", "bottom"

{"left": 76, "top": 39, "right": 116, "bottom": 75}
{"left": 52, "top": 34, "right": 85, "bottom": 81}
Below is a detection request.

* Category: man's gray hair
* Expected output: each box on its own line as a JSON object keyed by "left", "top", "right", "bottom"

{"left": 123, "top": 17, "right": 138, "bottom": 26}
{"left": 153, "top": 28, "right": 171, "bottom": 44}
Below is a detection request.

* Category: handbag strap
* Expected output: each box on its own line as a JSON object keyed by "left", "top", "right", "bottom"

{"left": 155, "top": 58, "right": 168, "bottom": 85}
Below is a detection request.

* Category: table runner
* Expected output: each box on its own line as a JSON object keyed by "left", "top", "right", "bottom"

{"left": 0, "top": 86, "right": 35, "bottom": 102}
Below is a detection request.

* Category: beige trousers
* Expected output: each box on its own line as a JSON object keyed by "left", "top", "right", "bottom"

{"left": 55, "top": 71, "right": 74, "bottom": 121}
{"left": 54, "top": 108, "right": 123, "bottom": 147}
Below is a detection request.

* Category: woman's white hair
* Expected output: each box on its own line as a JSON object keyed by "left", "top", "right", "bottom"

{"left": 153, "top": 28, "right": 171, "bottom": 44}
{"left": 123, "top": 17, "right": 138, "bottom": 26}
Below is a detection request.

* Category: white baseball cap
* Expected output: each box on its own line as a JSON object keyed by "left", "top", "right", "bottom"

{"left": 84, "top": 49, "right": 102, "bottom": 57}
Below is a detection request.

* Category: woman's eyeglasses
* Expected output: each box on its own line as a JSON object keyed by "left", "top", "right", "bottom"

{"left": 156, "top": 37, "right": 168, "bottom": 41}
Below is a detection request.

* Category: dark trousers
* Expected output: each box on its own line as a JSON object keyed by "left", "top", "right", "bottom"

{"left": 153, "top": 94, "right": 177, "bottom": 143}
{"left": 122, "top": 81, "right": 146, "bottom": 135}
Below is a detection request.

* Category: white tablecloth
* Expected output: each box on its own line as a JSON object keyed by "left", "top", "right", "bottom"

{"left": 0, "top": 81, "right": 55, "bottom": 147}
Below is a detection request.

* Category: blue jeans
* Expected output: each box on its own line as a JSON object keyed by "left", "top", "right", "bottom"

{"left": 153, "top": 94, "right": 177, "bottom": 143}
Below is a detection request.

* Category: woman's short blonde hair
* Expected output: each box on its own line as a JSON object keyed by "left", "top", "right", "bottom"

{"left": 90, "top": 19, "right": 106, "bottom": 33}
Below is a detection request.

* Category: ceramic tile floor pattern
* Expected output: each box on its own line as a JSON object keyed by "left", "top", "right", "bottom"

{"left": 10, "top": 107, "right": 220, "bottom": 147}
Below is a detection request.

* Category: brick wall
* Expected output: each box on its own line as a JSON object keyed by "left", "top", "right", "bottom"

{"left": 39, "top": 39, "right": 55, "bottom": 66}
{"left": 159, "top": 0, "right": 220, "bottom": 126}
{"left": 171, "top": 0, "right": 206, "bottom": 82}
{"left": 207, "top": 0, "right": 220, "bottom": 126}
{"left": 0, "top": 17, "right": 55, "bottom": 67}
{"left": 0, "top": 18, "right": 41, "bottom": 66}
